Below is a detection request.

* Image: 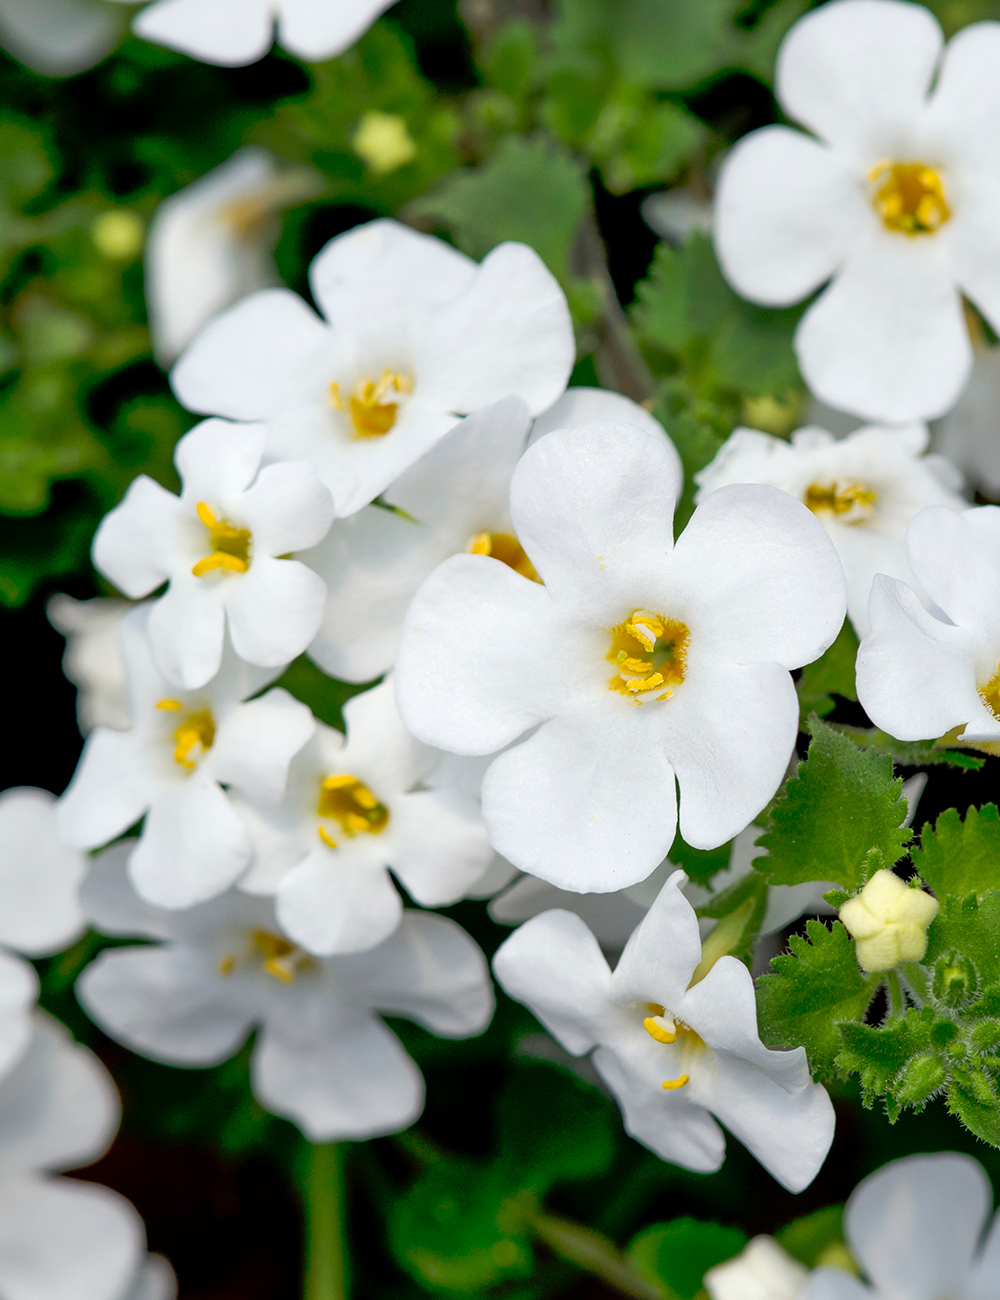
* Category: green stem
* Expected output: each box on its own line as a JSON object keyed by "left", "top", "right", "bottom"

{"left": 887, "top": 969, "right": 904, "bottom": 1019}
{"left": 529, "top": 1211, "right": 663, "bottom": 1300}
{"left": 303, "top": 1143, "right": 349, "bottom": 1300}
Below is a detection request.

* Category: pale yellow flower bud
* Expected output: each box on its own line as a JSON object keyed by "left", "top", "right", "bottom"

{"left": 351, "top": 112, "right": 417, "bottom": 175}
{"left": 839, "top": 869, "right": 938, "bottom": 972}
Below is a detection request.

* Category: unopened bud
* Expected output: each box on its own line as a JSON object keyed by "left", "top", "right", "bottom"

{"left": 839, "top": 870, "right": 938, "bottom": 972}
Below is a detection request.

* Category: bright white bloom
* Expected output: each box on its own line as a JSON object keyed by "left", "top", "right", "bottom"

{"left": 0, "top": 0, "right": 125, "bottom": 77}
{"left": 799, "top": 1152, "right": 1000, "bottom": 1300}
{"left": 696, "top": 422, "right": 965, "bottom": 636}
{"left": 111, "top": 0, "right": 393, "bottom": 67}
{"left": 395, "top": 422, "right": 846, "bottom": 892}
{"left": 705, "top": 1237, "right": 808, "bottom": 1300}
{"left": 237, "top": 677, "right": 493, "bottom": 955}
{"left": 856, "top": 504, "right": 1000, "bottom": 749}
{"left": 305, "top": 389, "right": 677, "bottom": 682}
{"left": 0, "top": 1012, "right": 148, "bottom": 1300}
{"left": 147, "top": 148, "right": 321, "bottom": 366}
{"left": 714, "top": 0, "right": 1000, "bottom": 422}
{"left": 935, "top": 343, "right": 1000, "bottom": 497}
{"left": 93, "top": 418, "right": 334, "bottom": 690}
{"left": 493, "top": 870, "right": 835, "bottom": 1192}
{"left": 57, "top": 604, "right": 314, "bottom": 909}
{"left": 48, "top": 594, "right": 131, "bottom": 733}
{"left": 171, "top": 219, "right": 575, "bottom": 518}
{"left": 77, "top": 844, "right": 494, "bottom": 1142}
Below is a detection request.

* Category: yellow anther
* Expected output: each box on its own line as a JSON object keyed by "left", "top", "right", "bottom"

{"left": 839, "top": 869, "right": 939, "bottom": 972}
{"left": 156, "top": 698, "right": 183, "bottom": 711}
{"left": 318, "top": 826, "right": 338, "bottom": 849}
{"left": 662, "top": 1074, "right": 690, "bottom": 1090}
{"left": 468, "top": 531, "right": 540, "bottom": 583}
{"left": 317, "top": 773, "right": 389, "bottom": 843}
{"left": 644, "top": 1015, "right": 677, "bottom": 1044}
{"left": 804, "top": 481, "right": 878, "bottom": 525}
{"left": 869, "top": 160, "right": 950, "bottom": 235}
{"left": 329, "top": 371, "right": 413, "bottom": 438}
{"left": 192, "top": 501, "right": 251, "bottom": 577}
{"left": 252, "top": 929, "right": 312, "bottom": 983}
{"left": 218, "top": 954, "right": 236, "bottom": 976}
{"left": 170, "top": 710, "right": 215, "bottom": 771}
{"left": 608, "top": 610, "right": 688, "bottom": 702}
{"left": 979, "top": 663, "right": 1000, "bottom": 722}
{"left": 627, "top": 671, "right": 664, "bottom": 694}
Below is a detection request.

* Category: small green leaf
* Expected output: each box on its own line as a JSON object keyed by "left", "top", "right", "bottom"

{"left": 628, "top": 1219, "right": 747, "bottom": 1300}
{"left": 947, "top": 1074, "right": 1000, "bottom": 1146}
{"left": 667, "top": 832, "right": 731, "bottom": 889}
{"left": 776, "top": 1206, "right": 845, "bottom": 1268}
{"left": 797, "top": 620, "right": 859, "bottom": 722}
{"left": 913, "top": 806, "right": 1000, "bottom": 901}
{"left": 831, "top": 724, "right": 984, "bottom": 770}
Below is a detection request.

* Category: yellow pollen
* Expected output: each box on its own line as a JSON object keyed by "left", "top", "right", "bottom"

{"left": 192, "top": 502, "right": 251, "bottom": 577}
{"left": 869, "top": 160, "right": 950, "bottom": 235}
{"left": 979, "top": 663, "right": 1000, "bottom": 721}
{"left": 218, "top": 954, "right": 236, "bottom": 976}
{"left": 168, "top": 709, "right": 215, "bottom": 771}
{"left": 608, "top": 610, "right": 688, "bottom": 702}
{"left": 317, "top": 773, "right": 389, "bottom": 843}
{"left": 804, "top": 481, "right": 877, "bottom": 525}
{"left": 468, "top": 531, "right": 540, "bottom": 582}
{"left": 644, "top": 1015, "right": 677, "bottom": 1044}
{"left": 328, "top": 371, "right": 413, "bottom": 438}
{"left": 662, "top": 1074, "right": 690, "bottom": 1091}
{"left": 252, "top": 929, "right": 312, "bottom": 983}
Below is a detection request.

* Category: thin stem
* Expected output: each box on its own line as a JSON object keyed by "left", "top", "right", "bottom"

{"left": 303, "top": 1143, "right": 349, "bottom": 1300}
{"left": 887, "top": 969, "right": 904, "bottom": 1019}
{"left": 530, "top": 1210, "right": 663, "bottom": 1300}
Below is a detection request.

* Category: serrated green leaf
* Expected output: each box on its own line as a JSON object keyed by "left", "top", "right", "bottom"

{"left": 757, "top": 920, "right": 879, "bottom": 1075}
{"left": 628, "top": 1219, "right": 747, "bottom": 1300}
{"left": 797, "top": 620, "right": 859, "bottom": 722}
{"left": 757, "top": 718, "right": 911, "bottom": 890}
{"left": 914, "top": 805, "right": 1000, "bottom": 901}
{"left": 830, "top": 724, "right": 984, "bottom": 770}
{"left": 947, "top": 1075, "right": 1000, "bottom": 1146}
{"left": 925, "top": 891, "right": 1000, "bottom": 989}
{"left": 836, "top": 1009, "right": 936, "bottom": 1107}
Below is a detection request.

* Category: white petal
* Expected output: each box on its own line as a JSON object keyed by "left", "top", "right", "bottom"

{"left": 388, "top": 789, "right": 493, "bottom": 906}
{"left": 489, "top": 876, "right": 646, "bottom": 952}
{"left": 92, "top": 476, "right": 185, "bottom": 598}
{"left": 529, "top": 389, "right": 681, "bottom": 471}
{"left": 969, "top": 1210, "right": 1000, "bottom": 1300}
{"left": 80, "top": 842, "right": 174, "bottom": 941}
{"left": 47, "top": 594, "right": 131, "bottom": 735}
{"left": 610, "top": 871, "right": 702, "bottom": 1011}
{"left": 237, "top": 460, "right": 334, "bottom": 555}
{"left": 920, "top": 19, "right": 1000, "bottom": 171}
{"left": 0, "top": 788, "right": 85, "bottom": 956}
{"left": 0, "top": 954, "right": 37, "bottom": 1080}
{"left": 174, "top": 417, "right": 265, "bottom": 503}
{"left": 209, "top": 688, "right": 314, "bottom": 804}
{"left": 0, "top": 0, "right": 126, "bottom": 77}
{"left": 56, "top": 728, "right": 158, "bottom": 851}
{"left": 277, "top": 0, "right": 392, "bottom": 60}
{"left": 798, "top": 1270, "right": 871, "bottom": 1300}
{"left": 222, "top": 555, "right": 327, "bottom": 668}
{"left": 905, "top": 504, "right": 1000, "bottom": 636}
{"left": 275, "top": 849, "right": 402, "bottom": 956}
{"left": 124, "top": 1255, "right": 177, "bottom": 1300}
{"left": 146, "top": 573, "right": 226, "bottom": 691}
{"left": 132, "top": 0, "right": 273, "bottom": 67}
{"left": 339, "top": 675, "right": 431, "bottom": 795}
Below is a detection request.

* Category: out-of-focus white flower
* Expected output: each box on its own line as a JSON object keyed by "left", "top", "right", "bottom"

{"left": 124, "top": 1255, "right": 177, "bottom": 1300}
{"left": 171, "top": 219, "right": 575, "bottom": 518}
{"left": 856, "top": 504, "right": 1000, "bottom": 750}
{"left": 77, "top": 844, "right": 494, "bottom": 1142}
{"left": 493, "top": 871, "right": 835, "bottom": 1192}
{"left": 47, "top": 594, "right": 131, "bottom": 734}
{"left": 147, "top": 148, "right": 322, "bottom": 367}
{"left": 57, "top": 604, "right": 314, "bottom": 909}
{"left": 696, "top": 422, "right": 965, "bottom": 637}
{"left": 934, "top": 342, "right": 1000, "bottom": 498}
{"left": 111, "top": 0, "right": 394, "bottom": 67}
{"left": 0, "top": 1012, "right": 147, "bottom": 1300}
{"left": 642, "top": 187, "right": 714, "bottom": 245}
{"left": 0, "top": 0, "right": 125, "bottom": 77}
{"left": 236, "top": 677, "right": 494, "bottom": 955}
{"left": 799, "top": 1152, "right": 1000, "bottom": 1300}
{"left": 93, "top": 418, "right": 334, "bottom": 690}
{"left": 305, "top": 389, "right": 677, "bottom": 683}
{"left": 705, "top": 1237, "right": 809, "bottom": 1300}
{"left": 395, "top": 421, "right": 846, "bottom": 893}
{"left": 714, "top": 0, "right": 1000, "bottom": 422}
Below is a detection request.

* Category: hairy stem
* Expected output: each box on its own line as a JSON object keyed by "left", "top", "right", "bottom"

{"left": 304, "top": 1143, "right": 349, "bottom": 1300}
{"left": 887, "top": 969, "right": 904, "bottom": 1019}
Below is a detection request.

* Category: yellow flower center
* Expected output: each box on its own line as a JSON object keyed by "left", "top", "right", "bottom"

{"left": 192, "top": 502, "right": 251, "bottom": 577}
{"left": 643, "top": 1003, "right": 703, "bottom": 1091}
{"left": 608, "top": 610, "right": 688, "bottom": 704}
{"left": 316, "top": 773, "right": 389, "bottom": 849}
{"left": 467, "top": 531, "right": 540, "bottom": 582}
{"left": 979, "top": 663, "right": 1000, "bottom": 721}
{"left": 218, "top": 929, "right": 314, "bottom": 983}
{"left": 329, "top": 371, "right": 413, "bottom": 438}
{"left": 804, "top": 480, "right": 877, "bottom": 525}
{"left": 870, "top": 160, "right": 950, "bottom": 235}
{"left": 156, "top": 699, "right": 215, "bottom": 771}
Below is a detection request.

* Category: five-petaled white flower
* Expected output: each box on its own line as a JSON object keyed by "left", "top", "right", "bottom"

{"left": 856, "top": 503, "right": 1000, "bottom": 751}
{"left": 171, "top": 219, "right": 575, "bottom": 518}
{"left": 493, "top": 870, "right": 836, "bottom": 1192}
{"left": 77, "top": 843, "right": 494, "bottom": 1142}
{"left": 57, "top": 604, "right": 315, "bottom": 909}
{"left": 47, "top": 593, "right": 132, "bottom": 734}
{"left": 93, "top": 417, "right": 334, "bottom": 690}
{"left": 395, "top": 421, "right": 846, "bottom": 892}
{"left": 705, "top": 1237, "right": 809, "bottom": 1300}
{"left": 799, "top": 1152, "right": 1000, "bottom": 1300}
{"left": 696, "top": 421, "right": 965, "bottom": 637}
{"left": 714, "top": 0, "right": 1000, "bottom": 422}
{"left": 236, "top": 677, "right": 493, "bottom": 955}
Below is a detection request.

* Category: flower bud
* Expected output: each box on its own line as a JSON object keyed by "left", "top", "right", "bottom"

{"left": 839, "top": 870, "right": 938, "bottom": 972}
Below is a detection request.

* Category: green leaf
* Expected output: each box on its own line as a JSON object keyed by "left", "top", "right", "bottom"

{"left": 271, "top": 656, "right": 372, "bottom": 730}
{"left": 947, "top": 1074, "right": 1000, "bottom": 1146}
{"left": 797, "top": 620, "right": 859, "bottom": 722}
{"left": 836, "top": 1009, "right": 936, "bottom": 1108}
{"left": 628, "top": 1219, "right": 747, "bottom": 1300}
{"left": 830, "top": 724, "right": 984, "bottom": 771}
{"left": 925, "top": 891, "right": 1000, "bottom": 990}
{"left": 0, "top": 486, "right": 100, "bottom": 606}
{"left": 694, "top": 871, "right": 769, "bottom": 972}
{"left": 666, "top": 832, "right": 731, "bottom": 889}
{"left": 776, "top": 1206, "right": 845, "bottom": 1268}
{"left": 914, "top": 805, "right": 1000, "bottom": 901}
{"left": 757, "top": 718, "right": 912, "bottom": 891}
{"left": 757, "top": 920, "right": 879, "bottom": 1075}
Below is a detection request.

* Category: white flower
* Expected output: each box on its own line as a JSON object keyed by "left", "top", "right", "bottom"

{"left": 77, "top": 844, "right": 494, "bottom": 1142}
{"left": 0, "top": 0, "right": 125, "bottom": 77}
{"left": 0, "top": 1011, "right": 148, "bottom": 1300}
{"left": 48, "top": 593, "right": 131, "bottom": 734}
{"left": 171, "top": 219, "right": 575, "bottom": 518}
{"left": 305, "top": 388, "right": 677, "bottom": 682}
{"left": 146, "top": 148, "right": 321, "bottom": 366}
{"left": 395, "top": 421, "right": 846, "bottom": 892}
{"left": 124, "top": 1256, "right": 177, "bottom": 1300}
{"left": 236, "top": 677, "right": 493, "bottom": 955}
{"left": 57, "top": 604, "right": 315, "bottom": 909}
{"left": 493, "top": 870, "right": 835, "bottom": 1192}
{"left": 855, "top": 504, "right": 1000, "bottom": 749}
{"left": 799, "top": 1151, "right": 1000, "bottom": 1300}
{"left": 112, "top": 0, "right": 393, "bottom": 67}
{"left": 713, "top": 0, "right": 1000, "bottom": 422}
{"left": 641, "top": 187, "right": 714, "bottom": 245}
{"left": 93, "top": 418, "right": 334, "bottom": 690}
{"left": 705, "top": 1237, "right": 808, "bottom": 1300}
{"left": 934, "top": 343, "right": 1000, "bottom": 498}
{"left": 696, "top": 422, "right": 965, "bottom": 636}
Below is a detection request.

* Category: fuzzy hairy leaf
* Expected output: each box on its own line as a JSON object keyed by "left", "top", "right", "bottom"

{"left": 924, "top": 891, "right": 1000, "bottom": 989}
{"left": 628, "top": 1219, "right": 746, "bottom": 1300}
{"left": 914, "top": 805, "right": 1000, "bottom": 901}
{"left": 836, "top": 1009, "right": 935, "bottom": 1108}
{"left": 831, "top": 724, "right": 984, "bottom": 770}
{"left": 947, "top": 1074, "right": 1000, "bottom": 1146}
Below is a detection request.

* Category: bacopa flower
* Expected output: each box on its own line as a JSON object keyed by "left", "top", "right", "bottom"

{"left": 493, "top": 871, "right": 835, "bottom": 1192}
{"left": 57, "top": 605, "right": 315, "bottom": 909}
{"left": 47, "top": 593, "right": 131, "bottom": 734}
{"left": 236, "top": 676, "right": 493, "bottom": 955}
{"left": 856, "top": 504, "right": 1000, "bottom": 750}
{"left": 714, "top": 0, "right": 1000, "bottom": 422}
{"left": 696, "top": 422, "right": 965, "bottom": 637}
{"left": 0, "top": 0, "right": 125, "bottom": 77}
{"left": 77, "top": 844, "right": 494, "bottom": 1142}
{"left": 93, "top": 418, "right": 334, "bottom": 690}
{"left": 171, "top": 219, "right": 575, "bottom": 518}
{"left": 799, "top": 1152, "right": 1000, "bottom": 1300}
{"left": 705, "top": 1238, "right": 808, "bottom": 1300}
{"left": 395, "top": 422, "right": 846, "bottom": 892}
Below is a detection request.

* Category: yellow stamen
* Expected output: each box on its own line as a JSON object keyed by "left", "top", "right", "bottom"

{"left": 979, "top": 662, "right": 1000, "bottom": 721}
{"left": 156, "top": 698, "right": 183, "bottom": 711}
{"left": 804, "top": 481, "right": 877, "bottom": 525}
{"left": 329, "top": 371, "right": 413, "bottom": 438}
{"left": 318, "top": 826, "right": 338, "bottom": 849}
{"left": 869, "top": 160, "right": 950, "bottom": 236}
{"left": 171, "top": 710, "right": 215, "bottom": 771}
{"left": 218, "top": 954, "right": 236, "bottom": 976}
{"left": 252, "top": 929, "right": 312, "bottom": 983}
{"left": 608, "top": 610, "right": 688, "bottom": 702}
{"left": 192, "top": 501, "right": 251, "bottom": 577}
{"left": 317, "top": 773, "right": 389, "bottom": 843}
{"left": 643, "top": 1015, "right": 677, "bottom": 1044}
{"left": 662, "top": 1074, "right": 690, "bottom": 1091}
{"left": 468, "top": 531, "right": 540, "bottom": 583}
